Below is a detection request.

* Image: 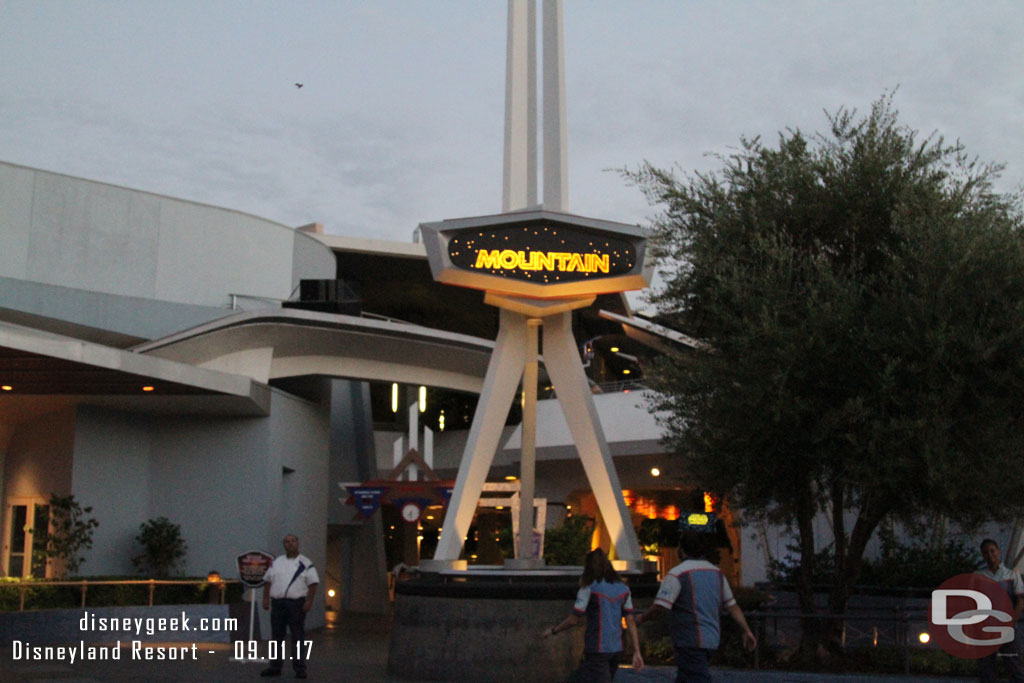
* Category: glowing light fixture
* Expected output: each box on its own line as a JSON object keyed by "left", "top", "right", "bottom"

{"left": 142, "top": 386, "right": 155, "bottom": 392}
{"left": 622, "top": 369, "right": 631, "bottom": 375}
{"left": 650, "top": 467, "right": 661, "bottom": 477}
{"left": 327, "top": 588, "right": 336, "bottom": 598}
{"left": 438, "top": 410, "right": 445, "bottom": 432}
{"left": 391, "top": 383, "right": 399, "bottom": 413}
{"left": 505, "top": 475, "right": 518, "bottom": 481}
{"left": 919, "top": 632, "right": 930, "bottom": 644}
{"left": 418, "top": 386, "right": 427, "bottom": 412}
{"left": 610, "top": 346, "right": 620, "bottom": 353}
{"left": 1, "top": 385, "right": 12, "bottom": 391}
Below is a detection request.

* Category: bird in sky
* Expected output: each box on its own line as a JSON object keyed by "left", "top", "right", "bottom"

{"left": 295, "top": 83, "right": 303, "bottom": 89}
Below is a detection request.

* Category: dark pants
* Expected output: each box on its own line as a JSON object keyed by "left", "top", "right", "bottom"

{"left": 979, "top": 626, "right": 1024, "bottom": 683}
{"left": 574, "top": 652, "right": 619, "bottom": 682}
{"left": 674, "top": 646, "right": 712, "bottom": 683}
{"left": 269, "top": 597, "right": 308, "bottom": 673}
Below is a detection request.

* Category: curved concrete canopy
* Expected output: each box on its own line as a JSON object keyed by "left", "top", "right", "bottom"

{"left": 134, "top": 308, "right": 495, "bottom": 394}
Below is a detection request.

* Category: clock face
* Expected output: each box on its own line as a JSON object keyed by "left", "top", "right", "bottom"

{"left": 401, "top": 502, "right": 422, "bottom": 523}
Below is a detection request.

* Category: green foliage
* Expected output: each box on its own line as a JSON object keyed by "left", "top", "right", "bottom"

{"left": 542, "top": 515, "right": 593, "bottom": 566}
{"left": 0, "top": 576, "right": 244, "bottom": 611}
{"left": 45, "top": 494, "right": 99, "bottom": 577}
{"left": 132, "top": 517, "right": 188, "bottom": 577}
{"left": 625, "top": 93, "right": 1024, "bottom": 639}
{"left": 637, "top": 518, "right": 678, "bottom": 555}
{"left": 768, "top": 534, "right": 976, "bottom": 589}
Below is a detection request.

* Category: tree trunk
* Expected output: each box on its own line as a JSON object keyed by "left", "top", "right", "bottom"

{"left": 826, "top": 496, "right": 891, "bottom": 652}
{"left": 825, "top": 481, "right": 847, "bottom": 653}
{"left": 795, "top": 477, "right": 823, "bottom": 661}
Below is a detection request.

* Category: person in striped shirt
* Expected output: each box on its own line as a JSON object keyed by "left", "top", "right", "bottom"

{"left": 544, "top": 548, "right": 644, "bottom": 681}
{"left": 635, "top": 530, "right": 756, "bottom": 683}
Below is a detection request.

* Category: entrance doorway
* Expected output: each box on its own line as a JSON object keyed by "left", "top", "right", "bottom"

{"left": 4, "top": 498, "right": 50, "bottom": 578}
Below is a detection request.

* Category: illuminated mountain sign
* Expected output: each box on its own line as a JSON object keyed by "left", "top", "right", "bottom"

{"left": 420, "top": 210, "right": 650, "bottom": 299}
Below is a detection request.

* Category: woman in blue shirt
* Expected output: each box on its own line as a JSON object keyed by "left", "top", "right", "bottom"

{"left": 543, "top": 548, "right": 643, "bottom": 682}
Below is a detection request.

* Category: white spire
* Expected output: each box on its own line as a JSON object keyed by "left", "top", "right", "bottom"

{"left": 502, "top": 0, "right": 567, "bottom": 213}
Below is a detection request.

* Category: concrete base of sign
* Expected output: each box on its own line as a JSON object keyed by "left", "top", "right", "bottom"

{"left": 504, "top": 557, "right": 545, "bottom": 570}
{"left": 387, "top": 568, "right": 658, "bottom": 683}
{"left": 417, "top": 558, "right": 468, "bottom": 572}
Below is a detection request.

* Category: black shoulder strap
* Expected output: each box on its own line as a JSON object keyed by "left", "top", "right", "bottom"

{"left": 285, "top": 561, "right": 306, "bottom": 592}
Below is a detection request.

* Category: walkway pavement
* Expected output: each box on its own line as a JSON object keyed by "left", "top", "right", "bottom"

{"left": 0, "top": 612, "right": 974, "bottom": 682}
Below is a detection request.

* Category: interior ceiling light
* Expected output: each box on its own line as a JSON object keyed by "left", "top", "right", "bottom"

{"left": 142, "top": 386, "right": 155, "bottom": 392}
{"left": 1, "top": 385, "right": 12, "bottom": 391}
{"left": 610, "top": 346, "right": 620, "bottom": 353}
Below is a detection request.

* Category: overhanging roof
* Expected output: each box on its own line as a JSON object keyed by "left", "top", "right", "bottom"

{"left": 0, "top": 322, "right": 270, "bottom": 417}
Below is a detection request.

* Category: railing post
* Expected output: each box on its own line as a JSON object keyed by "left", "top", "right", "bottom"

{"left": 81, "top": 580, "right": 87, "bottom": 608}
{"left": 901, "top": 605, "right": 910, "bottom": 675}
{"left": 753, "top": 614, "right": 761, "bottom": 670}
{"left": 148, "top": 579, "right": 156, "bottom": 606}
{"left": 19, "top": 583, "right": 25, "bottom": 611}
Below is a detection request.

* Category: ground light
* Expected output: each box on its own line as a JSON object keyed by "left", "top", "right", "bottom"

{"left": 919, "top": 632, "right": 930, "bottom": 644}
{"left": 650, "top": 467, "right": 660, "bottom": 477}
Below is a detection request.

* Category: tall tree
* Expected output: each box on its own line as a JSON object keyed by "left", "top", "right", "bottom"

{"left": 627, "top": 94, "right": 1024, "bottom": 656}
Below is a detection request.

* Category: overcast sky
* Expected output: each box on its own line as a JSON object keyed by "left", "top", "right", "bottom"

{"left": 2, "top": 1, "right": 1023, "bottom": 243}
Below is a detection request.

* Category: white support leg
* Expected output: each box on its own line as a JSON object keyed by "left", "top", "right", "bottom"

{"left": 541, "top": 312, "right": 642, "bottom": 561}
{"left": 433, "top": 309, "right": 529, "bottom": 562}
{"left": 513, "top": 319, "right": 542, "bottom": 565}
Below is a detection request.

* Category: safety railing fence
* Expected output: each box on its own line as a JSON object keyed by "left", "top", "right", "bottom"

{"left": 745, "top": 606, "right": 931, "bottom": 676}
{"left": 0, "top": 578, "right": 240, "bottom": 611}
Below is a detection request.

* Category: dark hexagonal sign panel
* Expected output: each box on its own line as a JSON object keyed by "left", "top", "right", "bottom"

{"left": 419, "top": 210, "right": 650, "bottom": 299}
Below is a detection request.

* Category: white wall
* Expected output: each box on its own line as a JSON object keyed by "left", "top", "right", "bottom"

{"left": 0, "top": 162, "right": 335, "bottom": 309}
{"left": 64, "top": 391, "right": 330, "bottom": 631}
{"left": 4, "top": 408, "right": 75, "bottom": 501}
{"left": 70, "top": 408, "right": 152, "bottom": 575}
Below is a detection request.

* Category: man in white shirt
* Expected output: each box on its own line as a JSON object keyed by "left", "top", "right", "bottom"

{"left": 261, "top": 534, "right": 319, "bottom": 679}
{"left": 976, "top": 538, "right": 1024, "bottom": 683}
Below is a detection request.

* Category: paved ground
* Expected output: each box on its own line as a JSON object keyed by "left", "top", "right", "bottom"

{"left": 0, "top": 612, "right": 975, "bottom": 682}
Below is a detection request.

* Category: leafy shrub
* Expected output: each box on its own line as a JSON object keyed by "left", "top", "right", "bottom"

{"left": 133, "top": 517, "right": 188, "bottom": 577}
{"left": 46, "top": 494, "right": 99, "bottom": 577}
{"left": 542, "top": 515, "right": 593, "bottom": 566}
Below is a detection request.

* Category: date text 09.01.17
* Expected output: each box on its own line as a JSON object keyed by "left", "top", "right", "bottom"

{"left": 234, "top": 640, "right": 312, "bottom": 661}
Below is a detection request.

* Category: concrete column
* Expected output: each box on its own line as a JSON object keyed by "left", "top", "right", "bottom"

{"left": 513, "top": 319, "right": 542, "bottom": 564}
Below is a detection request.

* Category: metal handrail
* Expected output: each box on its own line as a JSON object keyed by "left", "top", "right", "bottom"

{"left": 0, "top": 578, "right": 239, "bottom": 611}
